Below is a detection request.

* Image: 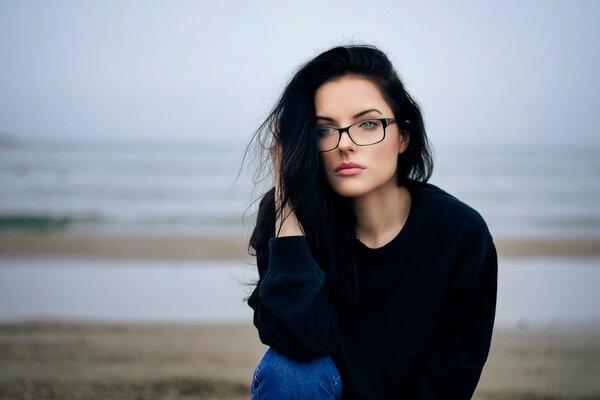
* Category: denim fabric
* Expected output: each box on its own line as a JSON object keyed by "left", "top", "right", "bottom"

{"left": 251, "top": 347, "right": 342, "bottom": 399}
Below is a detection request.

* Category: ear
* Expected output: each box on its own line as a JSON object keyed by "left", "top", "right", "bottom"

{"left": 398, "top": 130, "right": 410, "bottom": 154}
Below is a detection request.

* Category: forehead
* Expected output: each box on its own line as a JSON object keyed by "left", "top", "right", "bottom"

{"left": 314, "top": 75, "right": 392, "bottom": 116}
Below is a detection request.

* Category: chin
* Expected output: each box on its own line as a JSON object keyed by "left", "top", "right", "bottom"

{"left": 329, "top": 182, "right": 372, "bottom": 198}
{"left": 327, "top": 171, "right": 398, "bottom": 198}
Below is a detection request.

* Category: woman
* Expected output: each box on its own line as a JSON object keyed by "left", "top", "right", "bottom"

{"left": 244, "top": 44, "right": 497, "bottom": 399}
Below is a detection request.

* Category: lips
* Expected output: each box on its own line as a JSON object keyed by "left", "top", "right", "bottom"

{"left": 335, "top": 162, "right": 365, "bottom": 172}
{"left": 335, "top": 162, "right": 365, "bottom": 177}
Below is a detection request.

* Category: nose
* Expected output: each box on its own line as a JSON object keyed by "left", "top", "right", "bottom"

{"left": 337, "top": 130, "right": 355, "bottom": 153}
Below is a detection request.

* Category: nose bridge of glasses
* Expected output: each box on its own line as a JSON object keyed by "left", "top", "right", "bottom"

{"left": 337, "top": 126, "right": 355, "bottom": 147}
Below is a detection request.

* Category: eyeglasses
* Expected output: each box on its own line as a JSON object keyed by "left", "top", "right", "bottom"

{"left": 316, "top": 118, "right": 397, "bottom": 152}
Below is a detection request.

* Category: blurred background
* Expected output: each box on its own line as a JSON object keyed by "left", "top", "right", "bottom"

{"left": 0, "top": 1, "right": 599, "bottom": 399}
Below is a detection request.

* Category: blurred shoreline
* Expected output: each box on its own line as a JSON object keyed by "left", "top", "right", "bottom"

{"left": 0, "top": 233, "right": 250, "bottom": 261}
{"left": 0, "top": 232, "right": 599, "bottom": 260}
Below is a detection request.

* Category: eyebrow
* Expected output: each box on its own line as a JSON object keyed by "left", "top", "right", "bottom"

{"left": 315, "top": 108, "right": 383, "bottom": 123}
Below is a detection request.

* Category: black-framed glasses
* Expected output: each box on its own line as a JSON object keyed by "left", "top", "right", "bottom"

{"left": 316, "top": 118, "right": 397, "bottom": 152}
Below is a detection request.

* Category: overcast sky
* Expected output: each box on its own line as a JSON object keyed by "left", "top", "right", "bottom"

{"left": 0, "top": 0, "right": 598, "bottom": 148}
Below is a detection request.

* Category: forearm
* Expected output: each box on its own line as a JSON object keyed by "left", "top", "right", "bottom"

{"left": 251, "top": 236, "right": 340, "bottom": 360}
{"left": 275, "top": 202, "right": 305, "bottom": 237}
{"left": 274, "top": 180, "right": 304, "bottom": 237}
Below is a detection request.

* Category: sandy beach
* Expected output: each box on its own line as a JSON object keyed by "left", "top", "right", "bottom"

{"left": 1, "top": 232, "right": 600, "bottom": 260}
{"left": 0, "top": 321, "right": 599, "bottom": 400}
{"left": 1, "top": 232, "right": 599, "bottom": 399}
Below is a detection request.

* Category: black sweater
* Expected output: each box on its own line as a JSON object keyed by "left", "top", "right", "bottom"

{"left": 247, "top": 180, "right": 497, "bottom": 399}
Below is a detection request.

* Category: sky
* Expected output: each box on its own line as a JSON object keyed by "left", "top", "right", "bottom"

{"left": 0, "top": 0, "right": 599, "bottom": 148}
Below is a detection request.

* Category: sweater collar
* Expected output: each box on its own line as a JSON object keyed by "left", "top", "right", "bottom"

{"left": 353, "top": 179, "right": 424, "bottom": 265}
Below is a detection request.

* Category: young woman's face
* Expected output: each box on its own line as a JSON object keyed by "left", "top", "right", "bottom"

{"left": 315, "top": 75, "right": 409, "bottom": 198}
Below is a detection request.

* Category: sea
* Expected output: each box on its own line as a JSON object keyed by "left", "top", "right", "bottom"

{"left": 1, "top": 138, "right": 599, "bottom": 329}
{"left": 0, "top": 138, "right": 599, "bottom": 239}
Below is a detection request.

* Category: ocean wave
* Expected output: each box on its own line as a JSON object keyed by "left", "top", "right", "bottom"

{"left": 0, "top": 213, "right": 102, "bottom": 232}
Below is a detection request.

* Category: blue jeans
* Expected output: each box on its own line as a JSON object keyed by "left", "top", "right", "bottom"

{"left": 251, "top": 347, "right": 342, "bottom": 399}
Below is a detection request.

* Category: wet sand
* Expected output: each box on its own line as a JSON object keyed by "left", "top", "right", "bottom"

{"left": 0, "top": 233, "right": 251, "bottom": 261}
{"left": 0, "top": 321, "right": 599, "bottom": 400}
{"left": 1, "top": 232, "right": 600, "bottom": 260}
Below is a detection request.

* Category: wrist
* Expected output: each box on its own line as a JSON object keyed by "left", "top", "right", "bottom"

{"left": 276, "top": 203, "right": 305, "bottom": 237}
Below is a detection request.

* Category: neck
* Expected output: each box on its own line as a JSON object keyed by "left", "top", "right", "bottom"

{"left": 352, "top": 177, "right": 411, "bottom": 248}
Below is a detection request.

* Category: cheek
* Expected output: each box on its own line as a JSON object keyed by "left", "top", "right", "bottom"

{"left": 320, "top": 153, "right": 336, "bottom": 170}
{"left": 372, "top": 147, "right": 399, "bottom": 182}
{"left": 320, "top": 156, "right": 335, "bottom": 183}
{"left": 373, "top": 143, "right": 397, "bottom": 162}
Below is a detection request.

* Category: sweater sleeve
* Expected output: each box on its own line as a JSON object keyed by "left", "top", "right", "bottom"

{"left": 412, "top": 239, "right": 498, "bottom": 399}
{"left": 247, "top": 235, "right": 341, "bottom": 361}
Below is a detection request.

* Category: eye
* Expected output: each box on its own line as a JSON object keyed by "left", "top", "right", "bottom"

{"left": 316, "top": 126, "right": 335, "bottom": 137}
{"left": 359, "top": 120, "right": 379, "bottom": 129}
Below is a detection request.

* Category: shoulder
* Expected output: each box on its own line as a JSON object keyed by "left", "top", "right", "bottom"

{"left": 414, "top": 181, "right": 493, "bottom": 245}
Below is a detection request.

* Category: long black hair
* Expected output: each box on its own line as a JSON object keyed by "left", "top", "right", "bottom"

{"left": 242, "top": 44, "right": 433, "bottom": 317}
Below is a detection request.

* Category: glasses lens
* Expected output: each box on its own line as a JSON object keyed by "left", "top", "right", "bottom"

{"left": 316, "top": 119, "right": 386, "bottom": 152}
{"left": 349, "top": 119, "right": 385, "bottom": 145}
{"left": 316, "top": 126, "right": 339, "bottom": 152}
